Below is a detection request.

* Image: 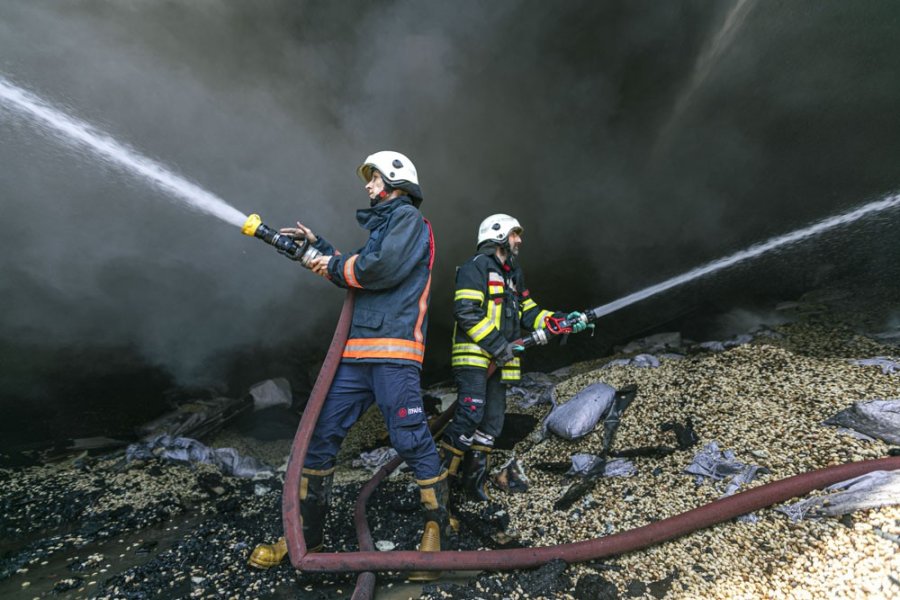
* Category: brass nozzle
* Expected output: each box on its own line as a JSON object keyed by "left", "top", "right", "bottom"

{"left": 241, "top": 213, "right": 262, "bottom": 237}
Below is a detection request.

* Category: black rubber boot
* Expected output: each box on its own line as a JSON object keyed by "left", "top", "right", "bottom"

{"left": 248, "top": 467, "right": 333, "bottom": 568}
{"left": 407, "top": 470, "right": 452, "bottom": 582}
{"left": 461, "top": 444, "right": 492, "bottom": 502}
{"left": 438, "top": 441, "right": 464, "bottom": 533}
{"left": 300, "top": 467, "right": 334, "bottom": 552}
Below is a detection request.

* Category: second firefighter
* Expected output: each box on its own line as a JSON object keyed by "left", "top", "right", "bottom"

{"left": 439, "top": 214, "right": 588, "bottom": 501}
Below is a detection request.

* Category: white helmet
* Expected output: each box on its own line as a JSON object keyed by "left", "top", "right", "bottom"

{"left": 477, "top": 214, "right": 523, "bottom": 247}
{"left": 357, "top": 150, "right": 423, "bottom": 207}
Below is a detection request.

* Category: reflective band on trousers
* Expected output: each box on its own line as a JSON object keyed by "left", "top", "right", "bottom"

{"left": 453, "top": 342, "right": 490, "bottom": 357}
{"left": 501, "top": 368, "right": 521, "bottom": 381}
{"left": 343, "top": 338, "right": 425, "bottom": 362}
{"left": 452, "top": 355, "right": 490, "bottom": 368}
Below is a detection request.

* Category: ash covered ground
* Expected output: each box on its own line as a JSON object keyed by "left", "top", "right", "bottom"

{"left": 1, "top": 290, "right": 899, "bottom": 600}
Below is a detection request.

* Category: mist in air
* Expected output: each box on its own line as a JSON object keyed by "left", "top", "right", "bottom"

{"left": 2, "top": 1, "right": 900, "bottom": 445}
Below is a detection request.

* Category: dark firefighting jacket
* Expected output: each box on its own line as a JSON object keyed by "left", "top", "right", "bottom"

{"left": 312, "top": 196, "right": 434, "bottom": 368}
{"left": 451, "top": 247, "right": 556, "bottom": 382}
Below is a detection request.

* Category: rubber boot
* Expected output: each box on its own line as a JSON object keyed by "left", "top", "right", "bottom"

{"left": 461, "top": 444, "right": 492, "bottom": 502}
{"left": 247, "top": 467, "right": 333, "bottom": 569}
{"left": 438, "top": 441, "right": 464, "bottom": 532}
{"left": 407, "top": 470, "right": 451, "bottom": 582}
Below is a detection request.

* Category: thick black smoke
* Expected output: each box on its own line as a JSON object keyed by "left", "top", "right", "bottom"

{"left": 2, "top": 1, "right": 900, "bottom": 443}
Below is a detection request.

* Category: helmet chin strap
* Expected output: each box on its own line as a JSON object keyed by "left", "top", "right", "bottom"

{"left": 370, "top": 184, "right": 393, "bottom": 207}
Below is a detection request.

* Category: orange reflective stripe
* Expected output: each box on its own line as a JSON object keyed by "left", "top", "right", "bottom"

{"left": 344, "top": 254, "right": 362, "bottom": 288}
{"left": 343, "top": 337, "right": 425, "bottom": 362}
{"left": 343, "top": 349, "right": 424, "bottom": 362}
{"left": 345, "top": 338, "right": 425, "bottom": 349}
{"left": 414, "top": 219, "right": 435, "bottom": 344}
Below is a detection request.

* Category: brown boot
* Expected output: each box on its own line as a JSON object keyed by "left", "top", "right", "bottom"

{"left": 407, "top": 470, "right": 452, "bottom": 582}
{"left": 439, "top": 440, "right": 465, "bottom": 482}
{"left": 247, "top": 467, "right": 333, "bottom": 569}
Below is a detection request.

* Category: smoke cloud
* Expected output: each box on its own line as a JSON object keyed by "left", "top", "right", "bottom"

{"left": 2, "top": 1, "right": 900, "bottom": 439}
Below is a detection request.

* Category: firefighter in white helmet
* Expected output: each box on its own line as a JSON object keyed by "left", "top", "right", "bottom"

{"left": 249, "top": 151, "right": 451, "bottom": 577}
{"left": 439, "top": 214, "right": 588, "bottom": 503}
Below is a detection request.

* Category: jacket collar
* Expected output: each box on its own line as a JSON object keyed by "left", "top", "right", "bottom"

{"left": 477, "top": 245, "right": 516, "bottom": 272}
{"left": 356, "top": 195, "right": 414, "bottom": 230}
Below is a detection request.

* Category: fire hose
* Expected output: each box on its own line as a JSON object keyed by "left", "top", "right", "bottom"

{"left": 241, "top": 219, "right": 899, "bottom": 596}
{"left": 276, "top": 290, "right": 900, "bottom": 600}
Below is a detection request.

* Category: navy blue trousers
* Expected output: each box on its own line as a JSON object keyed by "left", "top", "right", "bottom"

{"left": 304, "top": 362, "right": 440, "bottom": 480}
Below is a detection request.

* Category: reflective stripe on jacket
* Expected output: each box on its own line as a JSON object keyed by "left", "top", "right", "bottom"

{"left": 451, "top": 248, "right": 556, "bottom": 382}
{"left": 313, "top": 196, "right": 434, "bottom": 367}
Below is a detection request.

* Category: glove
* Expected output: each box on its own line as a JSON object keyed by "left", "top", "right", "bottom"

{"left": 567, "top": 311, "right": 589, "bottom": 334}
{"left": 494, "top": 342, "right": 523, "bottom": 366}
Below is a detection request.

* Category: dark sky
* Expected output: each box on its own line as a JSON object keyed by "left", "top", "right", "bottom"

{"left": 2, "top": 1, "right": 900, "bottom": 438}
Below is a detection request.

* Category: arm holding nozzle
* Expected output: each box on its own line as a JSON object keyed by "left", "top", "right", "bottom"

{"left": 241, "top": 214, "right": 327, "bottom": 269}
{"left": 280, "top": 222, "right": 334, "bottom": 278}
{"left": 517, "top": 309, "right": 597, "bottom": 349}
{"left": 307, "top": 255, "right": 332, "bottom": 278}
{"left": 279, "top": 221, "right": 318, "bottom": 245}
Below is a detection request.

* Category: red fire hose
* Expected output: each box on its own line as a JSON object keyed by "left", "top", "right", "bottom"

{"left": 284, "top": 291, "right": 900, "bottom": 596}
{"left": 282, "top": 291, "right": 355, "bottom": 560}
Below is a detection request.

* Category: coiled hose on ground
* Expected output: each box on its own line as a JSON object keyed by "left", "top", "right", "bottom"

{"left": 282, "top": 292, "right": 900, "bottom": 599}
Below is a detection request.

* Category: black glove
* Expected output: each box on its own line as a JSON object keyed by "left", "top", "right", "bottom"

{"left": 493, "top": 342, "right": 521, "bottom": 366}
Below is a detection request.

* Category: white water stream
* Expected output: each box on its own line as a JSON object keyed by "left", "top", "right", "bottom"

{"left": 592, "top": 192, "right": 900, "bottom": 318}
{"left": 0, "top": 76, "right": 247, "bottom": 228}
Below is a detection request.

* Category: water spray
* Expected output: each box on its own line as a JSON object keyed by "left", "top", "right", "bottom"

{"left": 241, "top": 214, "right": 323, "bottom": 268}
{"left": 510, "top": 192, "right": 900, "bottom": 355}
{"left": 584, "top": 192, "right": 900, "bottom": 321}
{"left": 0, "top": 75, "right": 248, "bottom": 228}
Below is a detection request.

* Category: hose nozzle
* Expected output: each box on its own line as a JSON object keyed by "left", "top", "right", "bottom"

{"left": 241, "top": 213, "right": 322, "bottom": 268}
{"left": 241, "top": 213, "right": 263, "bottom": 237}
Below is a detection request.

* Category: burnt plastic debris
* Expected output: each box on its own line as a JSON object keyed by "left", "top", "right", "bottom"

{"left": 661, "top": 417, "right": 699, "bottom": 450}
{"left": 553, "top": 385, "right": 638, "bottom": 510}
{"left": 567, "top": 455, "right": 636, "bottom": 478}
{"left": 610, "top": 446, "right": 677, "bottom": 459}
{"left": 508, "top": 371, "right": 558, "bottom": 408}
{"left": 126, "top": 435, "right": 274, "bottom": 478}
{"left": 136, "top": 395, "right": 252, "bottom": 440}
{"left": 850, "top": 357, "right": 900, "bottom": 375}
{"left": 777, "top": 469, "right": 900, "bottom": 521}
{"left": 824, "top": 399, "right": 900, "bottom": 445}
{"left": 685, "top": 441, "right": 767, "bottom": 495}
{"left": 601, "top": 418, "right": 695, "bottom": 460}
{"left": 603, "top": 353, "right": 661, "bottom": 369}
{"left": 599, "top": 385, "right": 638, "bottom": 455}
{"left": 685, "top": 441, "right": 769, "bottom": 522}
{"left": 492, "top": 456, "right": 530, "bottom": 493}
